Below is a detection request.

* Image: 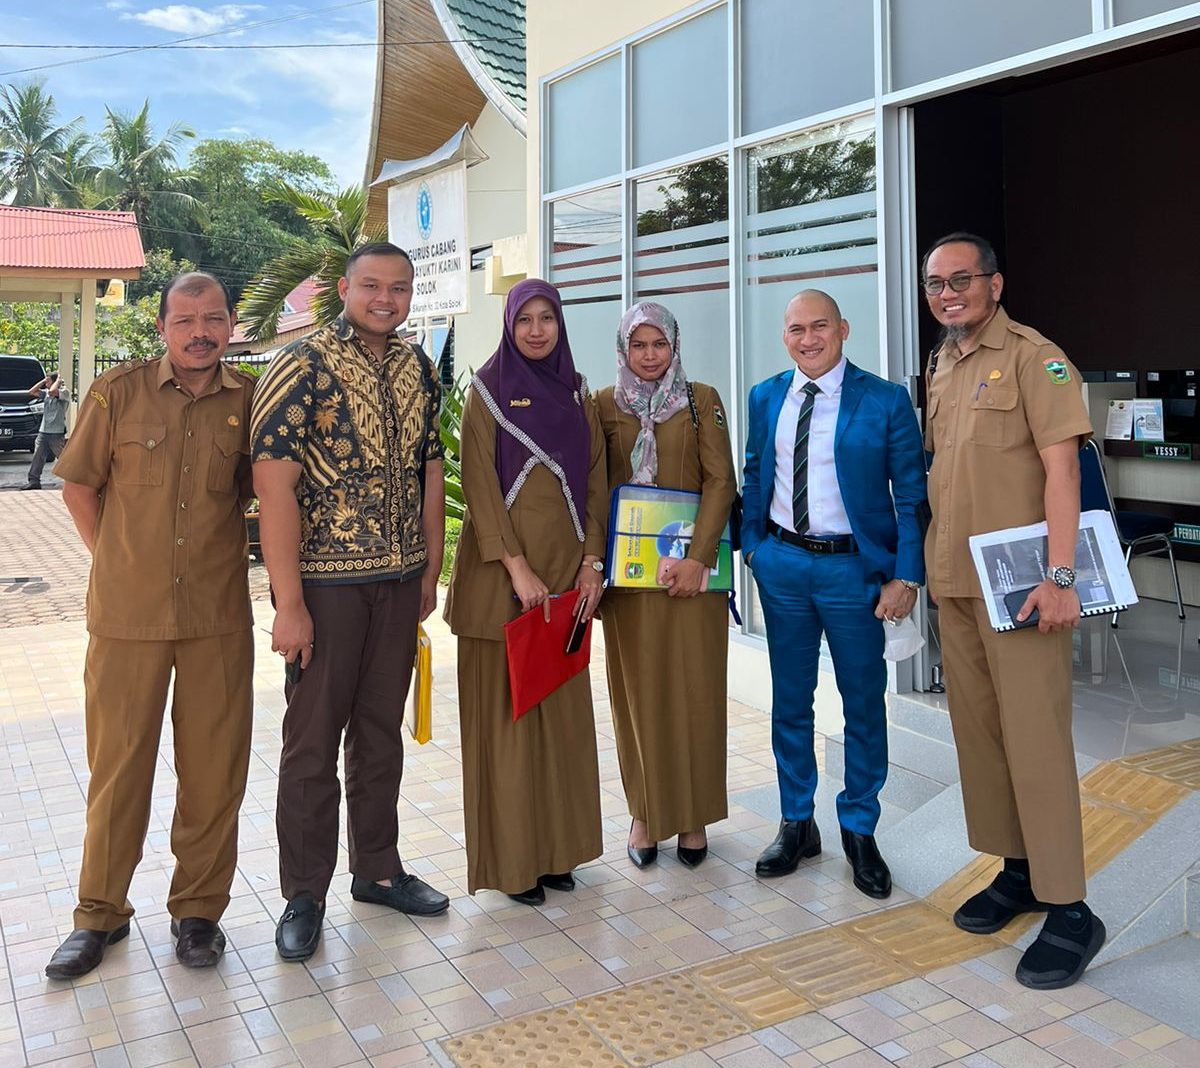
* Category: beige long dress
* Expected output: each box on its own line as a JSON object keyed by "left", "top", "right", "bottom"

{"left": 595, "top": 382, "right": 737, "bottom": 843}
{"left": 444, "top": 385, "right": 608, "bottom": 894}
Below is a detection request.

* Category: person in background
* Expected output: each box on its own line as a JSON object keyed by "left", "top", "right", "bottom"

{"left": 22, "top": 368, "right": 71, "bottom": 489}
{"left": 922, "top": 231, "right": 1103, "bottom": 989}
{"left": 444, "top": 279, "right": 607, "bottom": 906}
{"left": 594, "top": 301, "right": 736, "bottom": 869}
{"left": 46, "top": 272, "right": 255, "bottom": 978}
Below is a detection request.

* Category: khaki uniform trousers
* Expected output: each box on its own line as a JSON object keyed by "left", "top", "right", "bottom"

{"left": 938, "top": 596, "right": 1085, "bottom": 904}
{"left": 75, "top": 631, "right": 253, "bottom": 931}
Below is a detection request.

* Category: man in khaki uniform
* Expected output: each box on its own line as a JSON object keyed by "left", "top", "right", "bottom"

{"left": 922, "top": 233, "right": 1104, "bottom": 990}
{"left": 46, "top": 273, "right": 255, "bottom": 979}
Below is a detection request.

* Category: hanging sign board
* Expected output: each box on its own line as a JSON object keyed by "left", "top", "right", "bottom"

{"left": 387, "top": 160, "right": 469, "bottom": 317}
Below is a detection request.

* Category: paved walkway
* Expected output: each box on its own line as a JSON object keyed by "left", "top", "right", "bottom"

{"left": 0, "top": 486, "right": 1196, "bottom": 1068}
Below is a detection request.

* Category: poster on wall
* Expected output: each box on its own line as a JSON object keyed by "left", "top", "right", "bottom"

{"left": 387, "top": 161, "right": 468, "bottom": 317}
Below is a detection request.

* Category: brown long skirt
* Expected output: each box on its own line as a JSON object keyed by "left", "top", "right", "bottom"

{"left": 457, "top": 636, "right": 603, "bottom": 894}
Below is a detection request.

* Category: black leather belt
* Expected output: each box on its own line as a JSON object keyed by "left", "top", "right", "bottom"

{"left": 767, "top": 521, "right": 857, "bottom": 554}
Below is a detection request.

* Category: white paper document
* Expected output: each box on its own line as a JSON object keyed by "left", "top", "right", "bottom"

{"left": 1105, "top": 399, "right": 1133, "bottom": 440}
{"left": 968, "top": 510, "right": 1139, "bottom": 632}
{"left": 1132, "top": 399, "right": 1164, "bottom": 442}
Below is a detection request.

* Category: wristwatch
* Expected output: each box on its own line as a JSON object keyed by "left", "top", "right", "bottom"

{"left": 898, "top": 579, "right": 921, "bottom": 591}
{"left": 1049, "top": 565, "right": 1076, "bottom": 589}
{"left": 585, "top": 559, "right": 604, "bottom": 573}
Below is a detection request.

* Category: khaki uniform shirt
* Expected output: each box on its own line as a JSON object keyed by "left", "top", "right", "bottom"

{"left": 250, "top": 318, "right": 443, "bottom": 585}
{"left": 925, "top": 307, "right": 1092, "bottom": 598}
{"left": 55, "top": 357, "right": 255, "bottom": 640}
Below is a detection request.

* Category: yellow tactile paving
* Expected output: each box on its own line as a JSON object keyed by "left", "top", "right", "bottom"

{"left": 1080, "top": 802, "right": 1151, "bottom": 875}
{"left": 1080, "top": 762, "right": 1190, "bottom": 817}
{"left": 444, "top": 1007, "right": 626, "bottom": 1068}
{"left": 925, "top": 854, "right": 1003, "bottom": 919}
{"left": 1115, "top": 737, "right": 1200, "bottom": 790}
{"left": 747, "top": 927, "right": 911, "bottom": 1007}
{"left": 575, "top": 973, "right": 748, "bottom": 1067}
{"left": 843, "top": 901, "right": 1003, "bottom": 972}
{"left": 688, "top": 954, "right": 812, "bottom": 1027}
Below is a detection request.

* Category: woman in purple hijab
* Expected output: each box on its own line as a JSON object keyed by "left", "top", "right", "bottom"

{"left": 444, "top": 279, "right": 607, "bottom": 906}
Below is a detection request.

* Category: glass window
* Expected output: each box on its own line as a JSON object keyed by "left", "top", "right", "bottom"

{"left": 741, "top": 0, "right": 873, "bottom": 136}
{"left": 740, "top": 117, "right": 878, "bottom": 636}
{"left": 1115, "top": 0, "right": 1193, "bottom": 23}
{"left": 632, "top": 158, "right": 731, "bottom": 406}
{"left": 548, "top": 55, "right": 621, "bottom": 192}
{"left": 890, "top": 0, "right": 1091, "bottom": 90}
{"left": 548, "top": 186, "right": 623, "bottom": 388}
{"left": 632, "top": 5, "right": 728, "bottom": 169}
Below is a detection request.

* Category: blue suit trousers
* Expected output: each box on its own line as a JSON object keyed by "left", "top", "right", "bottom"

{"left": 751, "top": 535, "right": 888, "bottom": 834}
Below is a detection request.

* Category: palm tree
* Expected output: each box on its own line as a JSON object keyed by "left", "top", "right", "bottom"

{"left": 236, "top": 183, "right": 385, "bottom": 342}
{"left": 55, "top": 131, "right": 104, "bottom": 208}
{"left": 0, "top": 80, "right": 80, "bottom": 205}
{"left": 93, "top": 101, "right": 202, "bottom": 233}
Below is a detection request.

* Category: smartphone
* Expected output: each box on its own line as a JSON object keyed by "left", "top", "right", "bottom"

{"left": 564, "top": 606, "right": 588, "bottom": 655}
{"left": 284, "top": 657, "right": 304, "bottom": 685}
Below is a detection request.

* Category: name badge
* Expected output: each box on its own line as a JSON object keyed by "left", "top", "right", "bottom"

{"left": 509, "top": 398, "right": 532, "bottom": 408}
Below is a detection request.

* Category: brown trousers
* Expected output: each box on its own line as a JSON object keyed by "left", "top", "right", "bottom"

{"left": 277, "top": 577, "right": 420, "bottom": 900}
{"left": 938, "top": 596, "right": 1086, "bottom": 904}
{"left": 75, "top": 631, "right": 253, "bottom": 931}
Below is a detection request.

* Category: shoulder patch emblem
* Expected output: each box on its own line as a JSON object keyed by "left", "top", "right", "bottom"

{"left": 89, "top": 389, "right": 108, "bottom": 409}
{"left": 713, "top": 405, "right": 726, "bottom": 429}
{"left": 1042, "top": 358, "right": 1070, "bottom": 384}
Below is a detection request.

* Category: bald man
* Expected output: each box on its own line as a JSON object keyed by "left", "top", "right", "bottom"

{"left": 742, "top": 291, "right": 928, "bottom": 898}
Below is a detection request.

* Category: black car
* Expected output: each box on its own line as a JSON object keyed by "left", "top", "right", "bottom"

{"left": 0, "top": 354, "right": 48, "bottom": 451}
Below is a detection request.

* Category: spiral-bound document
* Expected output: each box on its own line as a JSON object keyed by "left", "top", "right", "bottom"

{"left": 968, "top": 510, "right": 1139, "bottom": 632}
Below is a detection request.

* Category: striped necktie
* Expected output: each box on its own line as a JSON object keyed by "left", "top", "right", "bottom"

{"left": 792, "top": 381, "right": 821, "bottom": 533}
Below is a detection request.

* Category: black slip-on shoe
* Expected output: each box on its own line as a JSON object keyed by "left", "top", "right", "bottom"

{"left": 1016, "top": 912, "right": 1106, "bottom": 990}
{"left": 840, "top": 828, "right": 892, "bottom": 899}
{"left": 275, "top": 893, "right": 324, "bottom": 962}
{"left": 45, "top": 923, "right": 130, "bottom": 979}
{"left": 171, "top": 917, "right": 226, "bottom": 968}
{"left": 755, "top": 818, "right": 821, "bottom": 877}
{"left": 507, "top": 885, "right": 545, "bottom": 907}
{"left": 350, "top": 872, "right": 449, "bottom": 916}
{"left": 954, "top": 874, "right": 1047, "bottom": 935}
{"left": 539, "top": 872, "right": 576, "bottom": 892}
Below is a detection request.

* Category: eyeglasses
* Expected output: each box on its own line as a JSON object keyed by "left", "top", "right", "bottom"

{"left": 921, "top": 272, "right": 994, "bottom": 296}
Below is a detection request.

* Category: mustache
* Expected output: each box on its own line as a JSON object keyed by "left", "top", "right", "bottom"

{"left": 186, "top": 337, "right": 218, "bottom": 350}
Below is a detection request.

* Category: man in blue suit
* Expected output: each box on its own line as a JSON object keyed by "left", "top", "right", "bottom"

{"left": 742, "top": 290, "right": 927, "bottom": 898}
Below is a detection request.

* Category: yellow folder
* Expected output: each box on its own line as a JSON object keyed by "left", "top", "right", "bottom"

{"left": 405, "top": 625, "right": 433, "bottom": 744}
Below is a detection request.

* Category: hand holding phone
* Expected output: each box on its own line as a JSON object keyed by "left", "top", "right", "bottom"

{"left": 564, "top": 602, "right": 588, "bottom": 654}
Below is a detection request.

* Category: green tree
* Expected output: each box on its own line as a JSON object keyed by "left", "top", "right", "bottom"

{"left": 237, "top": 184, "right": 385, "bottom": 342}
{"left": 0, "top": 302, "right": 60, "bottom": 359}
{"left": 94, "top": 101, "right": 202, "bottom": 251}
{"left": 125, "top": 248, "right": 198, "bottom": 305}
{"left": 96, "top": 296, "right": 162, "bottom": 363}
{"left": 0, "top": 80, "right": 81, "bottom": 205}
{"left": 55, "top": 130, "right": 103, "bottom": 208}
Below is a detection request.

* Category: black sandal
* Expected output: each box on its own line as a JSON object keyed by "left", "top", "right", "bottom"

{"left": 1016, "top": 915, "right": 1106, "bottom": 989}
{"left": 954, "top": 877, "right": 1047, "bottom": 934}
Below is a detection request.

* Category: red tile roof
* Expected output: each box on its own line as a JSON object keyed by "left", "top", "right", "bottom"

{"left": 0, "top": 205, "right": 145, "bottom": 274}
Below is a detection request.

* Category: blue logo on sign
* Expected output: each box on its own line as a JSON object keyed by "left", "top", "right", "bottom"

{"left": 417, "top": 182, "right": 433, "bottom": 241}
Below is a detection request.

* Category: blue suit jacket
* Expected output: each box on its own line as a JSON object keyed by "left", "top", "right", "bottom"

{"left": 741, "top": 362, "right": 928, "bottom": 584}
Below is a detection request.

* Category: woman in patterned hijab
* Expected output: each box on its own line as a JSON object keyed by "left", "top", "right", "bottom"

{"left": 594, "top": 300, "right": 737, "bottom": 874}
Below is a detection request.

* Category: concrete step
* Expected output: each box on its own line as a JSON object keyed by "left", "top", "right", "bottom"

{"left": 826, "top": 721, "right": 960, "bottom": 816}
{"left": 887, "top": 692, "right": 957, "bottom": 746}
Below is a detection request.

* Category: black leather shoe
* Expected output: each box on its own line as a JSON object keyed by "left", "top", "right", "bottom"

{"left": 840, "top": 828, "right": 892, "bottom": 899}
{"left": 45, "top": 923, "right": 130, "bottom": 979}
{"left": 627, "top": 819, "right": 658, "bottom": 869}
{"left": 170, "top": 917, "right": 226, "bottom": 968}
{"left": 276, "top": 893, "right": 324, "bottom": 962}
{"left": 539, "top": 872, "right": 575, "bottom": 892}
{"left": 756, "top": 818, "right": 821, "bottom": 877}
{"left": 19, "top": 483, "right": 42, "bottom": 491}
{"left": 350, "top": 871, "right": 449, "bottom": 916}
{"left": 507, "top": 885, "right": 545, "bottom": 907}
{"left": 677, "top": 842, "right": 708, "bottom": 868}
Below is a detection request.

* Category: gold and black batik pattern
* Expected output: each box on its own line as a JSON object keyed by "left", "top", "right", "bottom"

{"left": 250, "top": 317, "right": 443, "bottom": 584}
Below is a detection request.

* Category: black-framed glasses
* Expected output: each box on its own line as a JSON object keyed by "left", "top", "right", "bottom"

{"left": 921, "top": 272, "right": 994, "bottom": 296}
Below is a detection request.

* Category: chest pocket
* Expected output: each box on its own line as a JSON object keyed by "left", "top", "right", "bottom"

{"left": 969, "top": 386, "right": 1019, "bottom": 448}
{"left": 208, "top": 429, "right": 248, "bottom": 494}
{"left": 113, "top": 423, "right": 167, "bottom": 486}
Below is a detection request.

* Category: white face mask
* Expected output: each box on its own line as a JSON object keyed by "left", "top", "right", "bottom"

{"left": 883, "top": 615, "right": 926, "bottom": 662}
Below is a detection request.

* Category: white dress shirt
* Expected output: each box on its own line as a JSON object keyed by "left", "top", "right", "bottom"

{"left": 769, "top": 359, "right": 852, "bottom": 535}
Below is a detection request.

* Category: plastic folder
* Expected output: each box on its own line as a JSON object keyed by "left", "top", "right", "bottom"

{"left": 605, "top": 483, "right": 733, "bottom": 591}
{"left": 405, "top": 624, "right": 432, "bottom": 744}
{"left": 503, "top": 588, "right": 592, "bottom": 721}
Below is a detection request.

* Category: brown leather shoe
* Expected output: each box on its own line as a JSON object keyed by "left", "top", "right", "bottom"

{"left": 45, "top": 923, "right": 130, "bottom": 979}
{"left": 170, "top": 917, "right": 226, "bottom": 967}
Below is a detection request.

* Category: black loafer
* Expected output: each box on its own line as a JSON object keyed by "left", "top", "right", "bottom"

{"left": 840, "top": 829, "right": 892, "bottom": 899}
{"left": 350, "top": 871, "right": 449, "bottom": 916}
{"left": 756, "top": 818, "right": 821, "bottom": 877}
{"left": 677, "top": 844, "right": 708, "bottom": 868}
{"left": 539, "top": 872, "right": 575, "bottom": 892}
{"left": 507, "top": 885, "right": 545, "bottom": 907}
{"left": 276, "top": 893, "right": 324, "bottom": 962}
{"left": 171, "top": 917, "right": 226, "bottom": 968}
{"left": 45, "top": 923, "right": 130, "bottom": 979}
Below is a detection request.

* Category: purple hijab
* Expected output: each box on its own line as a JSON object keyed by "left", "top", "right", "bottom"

{"left": 473, "top": 279, "right": 590, "bottom": 539}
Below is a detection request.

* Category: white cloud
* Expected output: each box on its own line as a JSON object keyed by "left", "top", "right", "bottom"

{"left": 105, "top": 1, "right": 134, "bottom": 10}
{"left": 122, "top": 4, "right": 261, "bottom": 35}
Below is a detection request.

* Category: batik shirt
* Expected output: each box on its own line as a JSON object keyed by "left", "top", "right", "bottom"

{"left": 250, "top": 316, "right": 443, "bottom": 585}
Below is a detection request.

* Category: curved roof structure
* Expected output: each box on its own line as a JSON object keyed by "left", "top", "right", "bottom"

{"left": 365, "top": 0, "right": 526, "bottom": 223}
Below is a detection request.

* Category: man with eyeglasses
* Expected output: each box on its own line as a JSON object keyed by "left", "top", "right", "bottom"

{"left": 922, "top": 232, "right": 1102, "bottom": 990}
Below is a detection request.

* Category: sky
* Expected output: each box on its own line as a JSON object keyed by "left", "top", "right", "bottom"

{"left": 0, "top": 0, "right": 381, "bottom": 186}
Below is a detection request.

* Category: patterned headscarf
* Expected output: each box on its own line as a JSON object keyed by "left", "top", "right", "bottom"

{"left": 614, "top": 301, "right": 690, "bottom": 485}
{"left": 473, "top": 279, "right": 591, "bottom": 540}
